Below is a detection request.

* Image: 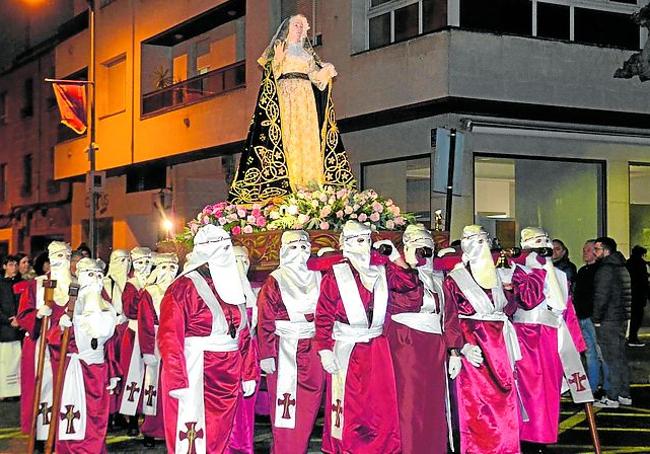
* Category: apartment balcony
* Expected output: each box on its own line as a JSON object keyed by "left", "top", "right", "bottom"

{"left": 141, "top": 60, "right": 245, "bottom": 117}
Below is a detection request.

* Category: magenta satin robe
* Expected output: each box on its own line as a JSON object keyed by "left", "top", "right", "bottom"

{"left": 443, "top": 266, "right": 545, "bottom": 454}
{"left": 47, "top": 311, "right": 121, "bottom": 454}
{"left": 386, "top": 274, "right": 464, "bottom": 454}
{"left": 257, "top": 276, "right": 325, "bottom": 454}
{"left": 158, "top": 275, "right": 259, "bottom": 454}
{"left": 513, "top": 271, "right": 587, "bottom": 443}
{"left": 117, "top": 281, "right": 143, "bottom": 413}
{"left": 16, "top": 276, "right": 64, "bottom": 435}
{"left": 314, "top": 259, "right": 419, "bottom": 454}
{"left": 137, "top": 290, "right": 165, "bottom": 439}
{"left": 227, "top": 307, "right": 260, "bottom": 454}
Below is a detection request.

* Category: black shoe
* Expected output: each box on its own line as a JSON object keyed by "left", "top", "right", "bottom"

{"left": 143, "top": 436, "right": 155, "bottom": 448}
{"left": 127, "top": 426, "right": 139, "bottom": 437}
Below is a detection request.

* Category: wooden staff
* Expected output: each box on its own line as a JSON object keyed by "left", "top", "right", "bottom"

{"left": 44, "top": 283, "right": 80, "bottom": 454}
{"left": 585, "top": 402, "right": 602, "bottom": 454}
{"left": 27, "top": 279, "right": 57, "bottom": 454}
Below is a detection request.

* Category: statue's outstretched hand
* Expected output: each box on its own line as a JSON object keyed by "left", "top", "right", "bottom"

{"left": 274, "top": 40, "right": 286, "bottom": 62}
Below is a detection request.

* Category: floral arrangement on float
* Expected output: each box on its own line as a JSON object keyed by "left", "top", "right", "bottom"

{"left": 172, "top": 186, "right": 416, "bottom": 272}
{"left": 176, "top": 186, "right": 414, "bottom": 247}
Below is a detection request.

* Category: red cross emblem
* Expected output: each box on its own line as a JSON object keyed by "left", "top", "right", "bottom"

{"left": 277, "top": 392, "right": 296, "bottom": 420}
{"left": 332, "top": 399, "right": 343, "bottom": 428}
{"left": 144, "top": 385, "right": 157, "bottom": 407}
{"left": 568, "top": 372, "right": 588, "bottom": 392}
{"left": 60, "top": 404, "right": 80, "bottom": 435}
{"left": 179, "top": 421, "right": 204, "bottom": 454}
{"left": 38, "top": 402, "right": 52, "bottom": 425}
{"left": 126, "top": 381, "right": 140, "bottom": 402}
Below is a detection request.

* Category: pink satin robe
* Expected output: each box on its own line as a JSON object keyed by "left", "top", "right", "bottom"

{"left": 47, "top": 309, "right": 121, "bottom": 454}
{"left": 314, "top": 258, "right": 419, "bottom": 454}
{"left": 137, "top": 290, "right": 165, "bottom": 438}
{"left": 158, "top": 275, "right": 258, "bottom": 454}
{"left": 117, "top": 281, "right": 143, "bottom": 414}
{"left": 386, "top": 272, "right": 464, "bottom": 454}
{"left": 512, "top": 264, "right": 587, "bottom": 443}
{"left": 257, "top": 276, "right": 325, "bottom": 454}
{"left": 443, "top": 266, "right": 545, "bottom": 454}
{"left": 16, "top": 276, "right": 56, "bottom": 434}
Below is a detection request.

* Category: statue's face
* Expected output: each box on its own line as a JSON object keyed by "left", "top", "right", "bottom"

{"left": 288, "top": 17, "right": 304, "bottom": 43}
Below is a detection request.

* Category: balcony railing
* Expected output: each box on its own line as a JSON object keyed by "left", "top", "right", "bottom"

{"left": 142, "top": 61, "right": 245, "bottom": 116}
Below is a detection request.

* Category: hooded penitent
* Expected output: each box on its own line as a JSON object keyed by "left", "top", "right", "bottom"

{"left": 130, "top": 247, "right": 153, "bottom": 289}
{"left": 104, "top": 249, "right": 130, "bottom": 313}
{"left": 520, "top": 227, "right": 566, "bottom": 311}
{"left": 180, "top": 225, "right": 246, "bottom": 306}
{"left": 460, "top": 225, "right": 497, "bottom": 290}
{"left": 48, "top": 241, "right": 73, "bottom": 305}
{"left": 339, "top": 220, "right": 378, "bottom": 291}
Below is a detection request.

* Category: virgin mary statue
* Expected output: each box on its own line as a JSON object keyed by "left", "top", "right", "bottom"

{"left": 227, "top": 15, "right": 356, "bottom": 205}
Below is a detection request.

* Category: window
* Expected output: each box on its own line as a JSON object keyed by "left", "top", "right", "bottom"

{"left": 0, "top": 164, "right": 6, "bottom": 202}
{"left": 22, "top": 78, "right": 34, "bottom": 118}
{"left": 0, "top": 92, "right": 6, "bottom": 124}
{"left": 362, "top": 155, "right": 431, "bottom": 225}
{"left": 474, "top": 155, "right": 604, "bottom": 254}
{"left": 22, "top": 154, "right": 33, "bottom": 197}
{"left": 460, "top": 0, "right": 532, "bottom": 36}
{"left": 629, "top": 164, "right": 650, "bottom": 252}
{"left": 574, "top": 7, "right": 639, "bottom": 50}
{"left": 368, "top": 0, "right": 441, "bottom": 50}
{"left": 101, "top": 55, "right": 126, "bottom": 117}
{"left": 537, "top": 2, "right": 569, "bottom": 40}
{"left": 126, "top": 162, "right": 167, "bottom": 193}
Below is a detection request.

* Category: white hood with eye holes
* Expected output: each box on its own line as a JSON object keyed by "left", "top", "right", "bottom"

{"left": 270, "top": 230, "right": 321, "bottom": 314}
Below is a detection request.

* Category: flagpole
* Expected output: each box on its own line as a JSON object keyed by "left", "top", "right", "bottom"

{"left": 88, "top": 0, "right": 97, "bottom": 258}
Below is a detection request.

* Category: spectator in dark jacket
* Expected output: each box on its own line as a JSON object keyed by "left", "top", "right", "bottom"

{"left": 592, "top": 237, "right": 632, "bottom": 408}
{"left": 553, "top": 238, "right": 578, "bottom": 289}
{"left": 573, "top": 239, "right": 609, "bottom": 391}
{"left": 0, "top": 255, "right": 23, "bottom": 399}
{"left": 626, "top": 245, "right": 649, "bottom": 347}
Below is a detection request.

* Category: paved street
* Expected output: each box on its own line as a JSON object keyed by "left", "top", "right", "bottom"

{"left": 1, "top": 330, "right": 648, "bottom": 454}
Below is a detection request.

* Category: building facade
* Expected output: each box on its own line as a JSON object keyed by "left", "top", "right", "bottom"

{"left": 50, "top": 0, "right": 650, "bottom": 260}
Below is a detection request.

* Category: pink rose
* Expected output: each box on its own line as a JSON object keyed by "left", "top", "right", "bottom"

{"left": 319, "top": 193, "right": 328, "bottom": 203}
{"left": 320, "top": 206, "right": 332, "bottom": 217}
{"left": 336, "top": 210, "right": 344, "bottom": 218}
{"left": 391, "top": 206, "right": 401, "bottom": 216}
{"left": 386, "top": 199, "right": 394, "bottom": 207}
{"left": 247, "top": 215, "right": 256, "bottom": 224}
{"left": 370, "top": 212, "right": 380, "bottom": 222}
{"left": 336, "top": 189, "right": 347, "bottom": 199}
{"left": 237, "top": 209, "right": 247, "bottom": 218}
{"left": 350, "top": 213, "right": 358, "bottom": 219}
{"left": 344, "top": 206, "right": 353, "bottom": 215}
{"left": 297, "top": 214, "right": 310, "bottom": 225}
{"left": 251, "top": 208, "right": 262, "bottom": 218}
{"left": 227, "top": 213, "right": 238, "bottom": 222}
{"left": 243, "top": 225, "right": 253, "bottom": 234}
{"left": 372, "top": 202, "right": 383, "bottom": 213}
{"left": 256, "top": 216, "right": 267, "bottom": 227}
{"left": 395, "top": 216, "right": 404, "bottom": 225}
{"left": 386, "top": 219, "right": 395, "bottom": 229}
{"left": 189, "top": 222, "right": 199, "bottom": 234}
{"left": 231, "top": 225, "right": 242, "bottom": 235}
{"left": 358, "top": 213, "right": 368, "bottom": 222}
{"left": 218, "top": 217, "right": 228, "bottom": 226}
{"left": 320, "top": 221, "right": 330, "bottom": 230}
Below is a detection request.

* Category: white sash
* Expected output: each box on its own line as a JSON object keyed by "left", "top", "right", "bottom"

{"left": 391, "top": 312, "right": 442, "bottom": 334}
{"left": 58, "top": 349, "right": 104, "bottom": 441}
{"left": 273, "top": 320, "right": 315, "bottom": 429}
{"left": 174, "top": 272, "right": 245, "bottom": 454}
{"left": 330, "top": 263, "right": 387, "bottom": 440}
{"left": 33, "top": 338, "right": 53, "bottom": 441}
{"left": 119, "top": 321, "right": 144, "bottom": 416}
{"left": 143, "top": 326, "right": 161, "bottom": 416}
{"left": 514, "top": 305, "right": 593, "bottom": 403}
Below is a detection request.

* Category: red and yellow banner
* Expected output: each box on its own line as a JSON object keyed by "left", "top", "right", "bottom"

{"left": 52, "top": 83, "right": 87, "bottom": 134}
